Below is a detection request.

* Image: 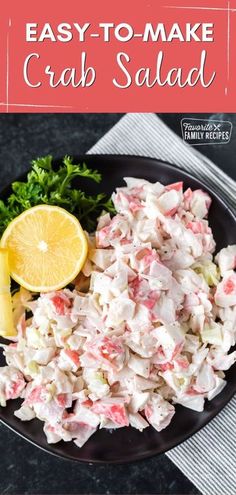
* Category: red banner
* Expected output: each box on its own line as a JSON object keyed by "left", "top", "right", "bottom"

{"left": 0, "top": 0, "right": 236, "bottom": 112}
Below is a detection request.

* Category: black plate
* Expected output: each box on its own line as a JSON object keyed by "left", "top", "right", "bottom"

{"left": 0, "top": 155, "right": 235, "bottom": 464}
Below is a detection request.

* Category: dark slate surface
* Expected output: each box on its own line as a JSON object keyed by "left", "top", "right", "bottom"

{"left": 0, "top": 426, "right": 199, "bottom": 495}
{"left": 0, "top": 112, "right": 235, "bottom": 495}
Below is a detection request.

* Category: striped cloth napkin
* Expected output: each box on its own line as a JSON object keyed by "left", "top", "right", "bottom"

{"left": 88, "top": 113, "right": 236, "bottom": 495}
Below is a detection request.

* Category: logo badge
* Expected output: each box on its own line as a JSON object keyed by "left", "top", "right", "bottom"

{"left": 181, "top": 118, "right": 232, "bottom": 146}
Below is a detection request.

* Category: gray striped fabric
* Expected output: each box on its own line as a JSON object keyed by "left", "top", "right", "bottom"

{"left": 88, "top": 113, "right": 236, "bottom": 495}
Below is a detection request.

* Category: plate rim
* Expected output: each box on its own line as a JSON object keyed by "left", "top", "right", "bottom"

{"left": 1, "top": 153, "right": 235, "bottom": 222}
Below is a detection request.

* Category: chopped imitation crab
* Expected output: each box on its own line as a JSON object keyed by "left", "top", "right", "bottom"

{"left": 144, "top": 393, "right": 175, "bottom": 431}
{"left": 215, "top": 273, "right": 236, "bottom": 307}
{"left": 50, "top": 293, "right": 71, "bottom": 315}
{"left": 91, "top": 400, "right": 129, "bottom": 426}
{"left": 82, "top": 336, "right": 125, "bottom": 371}
{"left": 156, "top": 189, "right": 181, "bottom": 216}
{"left": 190, "top": 190, "right": 212, "bottom": 219}
{"left": 58, "top": 349, "right": 80, "bottom": 372}
{"left": 165, "top": 181, "right": 183, "bottom": 192}
{"left": 0, "top": 366, "right": 25, "bottom": 405}
{"left": 0, "top": 177, "right": 235, "bottom": 448}
{"left": 215, "top": 245, "right": 236, "bottom": 276}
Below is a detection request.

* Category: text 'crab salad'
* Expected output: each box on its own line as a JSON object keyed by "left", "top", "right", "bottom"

{"left": 0, "top": 178, "right": 235, "bottom": 448}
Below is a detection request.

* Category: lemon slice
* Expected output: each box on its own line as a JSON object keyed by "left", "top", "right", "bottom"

{"left": 0, "top": 205, "right": 88, "bottom": 292}
{"left": 0, "top": 248, "right": 16, "bottom": 337}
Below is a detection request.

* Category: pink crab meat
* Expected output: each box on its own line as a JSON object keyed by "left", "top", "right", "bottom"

{"left": 157, "top": 190, "right": 181, "bottom": 216}
{"left": 165, "top": 182, "right": 183, "bottom": 192}
{"left": 171, "top": 341, "right": 184, "bottom": 360}
{"left": 114, "top": 191, "right": 129, "bottom": 209}
{"left": 184, "top": 293, "right": 200, "bottom": 312}
{"left": 186, "top": 386, "right": 204, "bottom": 396}
{"left": 190, "top": 190, "right": 212, "bottom": 219}
{"left": 129, "top": 277, "right": 160, "bottom": 309}
{"left": 81, "top": 398, "right": 93, "bottom": 408}
{"left": 216, "top": 245, "right": 236, "bottom": 276}
{"left": 5, "top": 373, "right": 25, "bottom": 400}
{"left": 91, "top": 401, "right": 129, "bottom": 427}
{"left": 129, "top": 199, "right": 143, "bottom": 213}
{"left": 120, "top": 238, "right": 131, "bottom": 246}
{"left": 119, "top": 191, "right": 143, "bottom": 213}
{"left": 96, "top": 225, "right": 112, "bottom": 248}
{"left": 85, "top": 336, "right": 124, "bottom": 369}
{"left": 135, "top": 247, "right": 153, "bottom": 262}
{"left": 63, "top": 349, "right": 80, "bottom": 368}
{"left": 24, "top": 385, "right": 46, "bottom": 405}
{"left": 158, "top": 362, "right": 174, "bottom": 372}
{"left": 152, "top": 345, "right": 168, "bottom": 365}
{"left": 73, "top": 424, "right": 97, "bottom": 447}
{"left": 50, "top": 293, "right": 71, "bottom": 316}
{"left": 186, "top": 221, "right": 210, "bottom": 235}
{"left": 130, "top": 186, "right": 144, "bottom": 195}
{"left": 152, "top": 296, "right": 177, "bottom": 325}
{"left": 224, "top": 279, "right": 235, "bottom": 294}
{"left": 153, "top": 325, "right": 184, "bottom": 361}
{"left": 55, "top": 393, "right": 71, "bottom": 408}
{"left": 143, "top": 250, "right": 160, "bottom": 267}
{"left": 133, "top": 248, "right": 160, "bottom": 273}
{"left": 99, "top": 337, "right": 124, "bottom": 359}
{"left": 144, "top": 404, "right": 153, "bottom": 418}
{"left": 183, "top": 188, "right": 193, "bottom": 209}
{"left": 144, "top": 395, "right": 175, "bottom": 432}
{"left": 215, "top": 273, "right": 236, "bottom": 307}
{"left": 143, "top": 295, "right": 160, "bottom": 310}
{"left": 174, "top": 355, "right": 189, "bottom": 369}
{"left": 96, "top": 215, "right": 129, "bottom": 248}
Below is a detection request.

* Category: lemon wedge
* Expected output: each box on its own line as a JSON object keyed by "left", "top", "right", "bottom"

{"left": 0, "top": 205, "right": 88, "bottom": 292}
{"left": 0, "top": 248, "right": 16, "bottom": 337}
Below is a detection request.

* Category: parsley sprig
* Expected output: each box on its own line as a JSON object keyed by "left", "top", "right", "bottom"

{"left": 0, "top": 155, "right": 115, "bottom": 234}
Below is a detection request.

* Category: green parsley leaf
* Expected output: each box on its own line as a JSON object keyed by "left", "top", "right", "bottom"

{"left": 0, "top": 155, "right": 115, "bottom": 235}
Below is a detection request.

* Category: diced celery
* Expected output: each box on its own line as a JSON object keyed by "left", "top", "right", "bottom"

{"left": 194, "top": 261, "right": 220, "bottom": 287}
{"left": 25, "top": 360, "right": 39, "bottom": 377}
{"left": 201, "top": 323, "right": 222, "bottom": 346}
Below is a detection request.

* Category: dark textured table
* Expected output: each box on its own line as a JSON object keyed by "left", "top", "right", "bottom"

{"left": 0, "top": 113, "right": 235, "bottom": 495}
